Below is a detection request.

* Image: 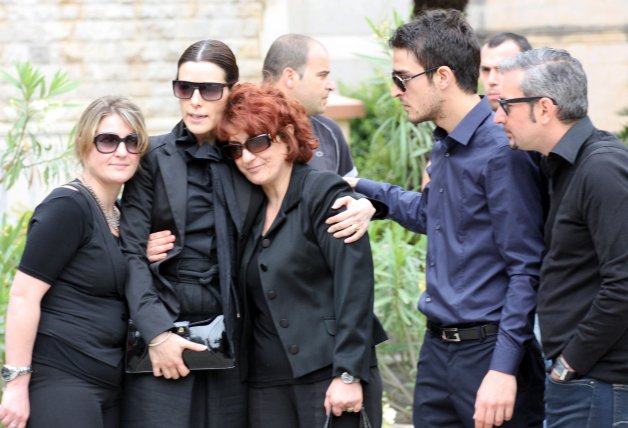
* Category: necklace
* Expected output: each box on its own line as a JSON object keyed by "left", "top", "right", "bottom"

{"left": 78, "top": 176, "right": 121, "bottom": 233}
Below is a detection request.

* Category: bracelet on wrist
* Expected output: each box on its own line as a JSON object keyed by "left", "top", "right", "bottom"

{"left": 149, "top": 331, "right": 172, "bottom": 347}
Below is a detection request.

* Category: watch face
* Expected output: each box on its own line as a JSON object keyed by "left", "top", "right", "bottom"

{"left": 1, "top": 366, "right": 14, "bottom": 382}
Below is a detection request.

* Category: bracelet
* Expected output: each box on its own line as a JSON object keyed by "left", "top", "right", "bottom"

{"left": 148, "top": 331, "right": 172, "bottom": 347}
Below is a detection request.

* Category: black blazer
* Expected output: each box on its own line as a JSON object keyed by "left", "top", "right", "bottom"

{"left": 238, "top": 164, "right": 387, "bottom": 382}
{"left": 120, "top": 121, "right": 262, "bottom": 345}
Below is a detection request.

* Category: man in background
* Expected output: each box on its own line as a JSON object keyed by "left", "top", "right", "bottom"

{"left": 480, "top": 32, "right": 532, "bottom": 111}
{"left": 495, "top": 47, "right": 628, "bottom": 427}
{"left": 262, "top": 34, "right": 358, "bottom": 177}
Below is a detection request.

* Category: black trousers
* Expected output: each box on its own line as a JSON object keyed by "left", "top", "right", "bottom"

{"left": 28, "top": 363, "right": 121, "bottom": 428}
{"left": 413, "top": 333, "right": 545, "bottom": 428}
{"left": 248, "top": 366, "right": 383, "bottom": 428}
{"left": 121, "top": 367, "right": 247, "bottom": 428}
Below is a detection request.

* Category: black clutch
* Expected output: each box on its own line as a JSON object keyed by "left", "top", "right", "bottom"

{"left": 125, "top": 315, "right": 235, "bottom": 373}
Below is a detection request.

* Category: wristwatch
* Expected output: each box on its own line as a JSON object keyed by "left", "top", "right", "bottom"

{"left": 340, "top": 371, "right": 360, "bottom": 384}
{"left": 551, "top": 356, "right": 578, "bottom": 382}
{"left": 1, "top": 364, "right": 33, "bottom": 382}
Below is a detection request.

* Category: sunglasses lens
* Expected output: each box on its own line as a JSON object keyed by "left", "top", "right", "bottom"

{"left": 199, "top": 84, "right": 224, "bottom": 101}
{"left": 124, "top": 134, "right": 140, "bottom": 154}
{"left": 247, "top": 134, "right": 272, "bottom": 154}
{"left": 392, "top": 75, "right": 406, "bottom": 92}
{"left": 173, "top": 81, "right": 194, "bottom": 99}
{"left": 94, "top": 133, "right": 119, "bottom": 153}
{"left": 222, "top": 144, "right": 243, "bottom": 160}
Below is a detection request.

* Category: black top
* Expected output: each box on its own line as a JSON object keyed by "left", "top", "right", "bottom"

{"left": 19, "top": 185, "right": 128, "bottom": 383}
{"left": 538, "top": 116, "right": 628, "bottom": 383}
{"left": 245, "top": 230, "right": 331, "bottom": 387}
{"left": 308, "top": 115, "right": 357, "bottom": 177}
{"left": 175, "top": 139, "right": 220, "bottom": 260}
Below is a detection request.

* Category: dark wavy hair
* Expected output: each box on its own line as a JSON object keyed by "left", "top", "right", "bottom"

{"left": 390, "top": 9, "right": 480, "bottom": 94}
{"left": 217, "top": 83, "right": 318, "bottom": 164}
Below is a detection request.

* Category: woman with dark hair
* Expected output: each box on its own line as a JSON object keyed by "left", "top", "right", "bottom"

{"left": 216, "top": 83, "right": 387, "bottom": 428}
{"left": 119, "top": 39, "right": 249, "bottom": 428}
{"left": 0, "top": 95, "right": 149, "bottom": 428}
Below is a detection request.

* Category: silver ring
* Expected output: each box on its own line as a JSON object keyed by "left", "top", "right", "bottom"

{"left": 346, "top": 407, "right": 354, "bottom": 413}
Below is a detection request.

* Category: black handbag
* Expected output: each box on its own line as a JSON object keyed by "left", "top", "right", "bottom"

{"left": 323, "top": 411, "right": 371, "bottom": 428}
{"left": 125, "top": 314, "right": 235, "bottom": 373}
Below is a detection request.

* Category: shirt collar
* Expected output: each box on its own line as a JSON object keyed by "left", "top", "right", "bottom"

{"left": 433, "top": 96, "right": 492, "bottom": 147}
{"left": 548, "top": 116, "right": 595, "bottom": 165}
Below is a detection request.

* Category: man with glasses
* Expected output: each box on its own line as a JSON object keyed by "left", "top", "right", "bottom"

{"left": 346, "top": 9, "right": 545, "bottom": 427}
{"left": 495, "top": 47, "right": 628, "bottom": 427}
{"left": 262, "top": 34, "right": 358, "bottom": 178}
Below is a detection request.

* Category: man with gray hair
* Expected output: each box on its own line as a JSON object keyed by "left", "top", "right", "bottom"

{"left": 495, "top": 47, "right": 628, "bottom": 427}
{"left": 263, "top": 34, "right": 357, "bottom": 177}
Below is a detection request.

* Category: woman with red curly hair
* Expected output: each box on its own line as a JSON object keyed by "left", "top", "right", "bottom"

{"left": 217, "top": 83, "right": 386, "bottom": 428}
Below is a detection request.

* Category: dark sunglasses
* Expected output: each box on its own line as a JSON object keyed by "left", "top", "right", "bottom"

{"left": 221, "top": 134, "right": 273, "bottom": 160}
{"left": 93, "top": 133, "right": 140, "bottom": 154}
{"left": 172, "top": 80, "right": 230, "bottom": 101}
{"left": 392, "top": 66, "right": 440, "bottom": 92}
{"left": 497, "top": 96, "right": 557, "bottom": 115}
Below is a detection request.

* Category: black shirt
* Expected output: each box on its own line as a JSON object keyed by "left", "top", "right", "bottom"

{"left": 538, "top": 116, "right": 628, "bottom": 383}
{"left": 176, "top": 139, "right": 221, "bottom": 260}
{"left": 19, "top": 186, "right": 128, "bottom": 385}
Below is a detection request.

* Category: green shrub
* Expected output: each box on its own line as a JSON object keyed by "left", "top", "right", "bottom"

{"left": 0, "top": 62, "right": 78, "bottom": 362}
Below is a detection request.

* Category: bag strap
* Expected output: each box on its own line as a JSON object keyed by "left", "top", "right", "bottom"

{"left": 323, "top": 411, "right": 371, "bottom": 428}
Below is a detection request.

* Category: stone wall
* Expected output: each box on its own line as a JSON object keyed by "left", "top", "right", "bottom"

{"left": 0, "top": 0, "right": 266, "bottom": 137}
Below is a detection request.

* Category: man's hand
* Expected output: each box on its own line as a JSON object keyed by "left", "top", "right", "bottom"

{"left": 473, "top": 370, "right": 517, "bottom": 428}
{"left": 146, "top": 230, "right": 175, "bottom": 263}
{"left": 325, "top": 197, "right": 375, "bottom": 243}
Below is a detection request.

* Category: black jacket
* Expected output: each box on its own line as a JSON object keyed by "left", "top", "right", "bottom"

{"left": 238, "top": 164, "right": 387, "bottom": 381}
{"left": 120, "top": 121, "right": 261, "bottom": 348}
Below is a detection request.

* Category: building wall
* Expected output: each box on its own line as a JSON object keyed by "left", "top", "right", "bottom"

{"left": 467, "top": 0, "right": 628, "bottom": 132}
{"left": 0, "top": 0, "right": 266, "bottom": 138}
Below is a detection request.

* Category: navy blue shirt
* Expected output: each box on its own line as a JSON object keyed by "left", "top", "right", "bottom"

{"left": 357, "top": 97, "right": 544, "bottom": 374}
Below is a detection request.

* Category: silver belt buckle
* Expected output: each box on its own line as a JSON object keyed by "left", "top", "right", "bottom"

{"left": 441, "top": 328, "right": 461, "bottom": 342}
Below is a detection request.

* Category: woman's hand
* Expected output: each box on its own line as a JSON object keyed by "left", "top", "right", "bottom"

{"left": 324, "top": 377, "right": 363, "bottom": 417}
{"left": 145, "top": 230, "right": 175, "bottom": 263}
{"left": 0, "top": 377, "right": 31, "bottom": 428}
{"left": 148, "top": 332, "right": 207, "bottom": 380}
{"left": 325, "top": 197, "right": 375, "bottom": 243}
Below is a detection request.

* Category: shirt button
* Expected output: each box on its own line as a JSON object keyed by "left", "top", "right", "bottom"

{"left": 429, "top": 262, "right": 435, "bottom": 267}
{"left": 289, "top": 345, "right": 299, "bottom": 354}
{"left": 439, "top": 188, "right": 444, "bottom": 193}
{"left": 425, "top": 297, "right": 432, "bottom": 303}
{"left": 444, "top": 152, "right": 450, "bottom": 157}
{"left": 267, "top": 290, "right": 277, "bottom": 300}
{"left": 260, "top": 264, "right": 268, "bottom": 272}
{"left": 435, "top": 224, "right": 441, "bottom": 230}
{"left": 279, "top": 319, "right": 289, "bottom": 328}
{"left": 261, "top": 238, "right": 271, "bottom": 248}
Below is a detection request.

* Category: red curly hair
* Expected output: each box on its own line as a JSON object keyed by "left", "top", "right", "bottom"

{"left": 217, "top": 83, "right": 319, "bottom": 164}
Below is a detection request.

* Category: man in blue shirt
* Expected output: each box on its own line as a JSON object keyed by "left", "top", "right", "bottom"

{"left": 346, "top": 10, "right": 545, "bottom": 428}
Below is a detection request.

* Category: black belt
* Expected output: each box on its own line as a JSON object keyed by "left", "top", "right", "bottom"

{"left": 427, "top": 321, "right": 499, "bottom": 342}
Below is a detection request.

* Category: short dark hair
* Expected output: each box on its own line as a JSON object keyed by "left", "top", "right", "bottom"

{"left": 176, "top": 39, "right": 239, "bottom": 85}
{"left": 217, "top": 83, "right": 319, "bottom": 164}
{"left": 262, "top": 34, "right": 317, "bottom": 83}
{"left": 485, "top": 32, "right": 532, "bottom": 52}
{"left": 389, "top": 9, "right": 480, "bottom": 94}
